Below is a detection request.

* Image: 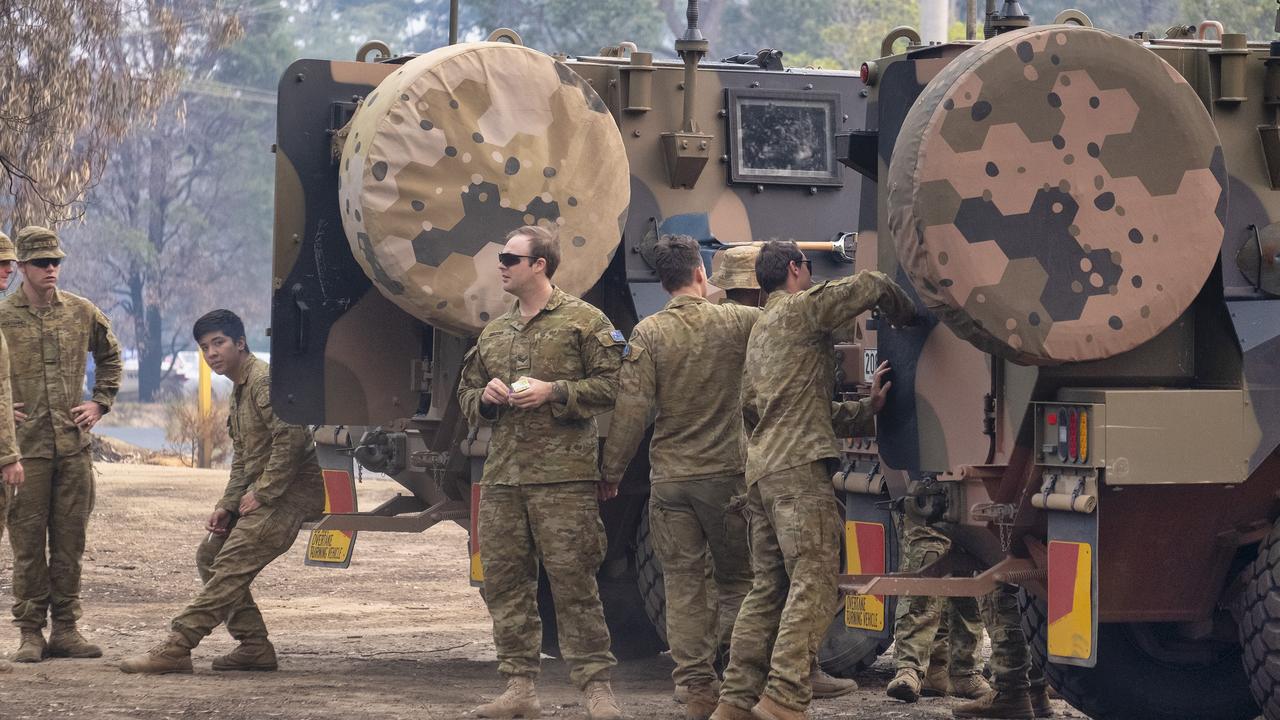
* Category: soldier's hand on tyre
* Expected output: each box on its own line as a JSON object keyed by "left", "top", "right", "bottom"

{"left": 482, "top": 378, "right": 511, "bottom": 407}
{"left": 206, "top": 508, "right": 231, "bottom": 536}
{"left": 13, "top": 402, "right": 25, "bottom": 424}
{"left": 1, "top": 461, "right": 23, "bottom": 487}
{"left": 238, "top": 491, "right": 262, "bottom": 516}
{"left": 870, "top": 361, "right": 892, "bottom": 414}
{"left": 71, "top": 401, "right": 103, "bottom": 430}
{"left": 509, "top": 377, "right": 554, "bottom": 409}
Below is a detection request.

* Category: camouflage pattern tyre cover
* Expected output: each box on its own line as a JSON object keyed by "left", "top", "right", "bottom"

{"left": 887, "top": 25, "right": 1226, "bottom": 364}
{"left": 338, "top": 42, "right": 630, "bottom": 336}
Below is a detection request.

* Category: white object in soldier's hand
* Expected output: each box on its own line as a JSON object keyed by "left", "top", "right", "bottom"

{"left": 511, "top": 378, "right": 531, "bottom": 394}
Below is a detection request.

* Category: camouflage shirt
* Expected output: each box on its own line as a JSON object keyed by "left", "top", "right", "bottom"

{"left": 0, "top": 332, "right": 18, "bottom": 467}
{"left": 218, "top": 354, "right": 326, "bottom": 515}
{"left": 602, "top": 294, "right": 760, "bottom": 485}
{"left": 742, "top": 271, "right": 914, "bottom": 484}
{"left": 458, "top": 287, "right": 624, "bottom": 486}
{"left": 0, "top": 288, "right": 122, "bottom": 459}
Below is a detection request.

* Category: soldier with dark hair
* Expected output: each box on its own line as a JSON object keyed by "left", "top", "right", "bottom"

{"left": 120, "top": 309, "right": 325, "bottom": 674}
{"left": 602, "top": 234, "right": 758, "bottom": 720}
{"left": 712, "top": 240, "right": 915, "bottom": 720}
{"left": 3, "top": 226, "right": 121, "bottom": 664}
{"left": 459, "top": 225, "right": 626, "bottom": 720}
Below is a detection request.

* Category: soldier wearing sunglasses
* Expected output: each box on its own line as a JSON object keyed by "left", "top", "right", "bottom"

{"left": 458, "top": 224, "right": 626, "bottom": 720}
{"left": 0, "top": 226, "right": 122, "bottom": 664}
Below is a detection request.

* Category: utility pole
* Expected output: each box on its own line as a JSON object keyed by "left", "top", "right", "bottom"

{"left": 967, "top": 0, "right": 978, "bottom": 39}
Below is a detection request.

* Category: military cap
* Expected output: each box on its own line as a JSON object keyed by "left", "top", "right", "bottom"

{"left": 16, "top": 225, "right": 65, "bottom": 262}
{"left": 0, "top": 232, "right": 15, "bottom": 263}
{"left": 709, "top": 245, "right": 761, "bottom": 291}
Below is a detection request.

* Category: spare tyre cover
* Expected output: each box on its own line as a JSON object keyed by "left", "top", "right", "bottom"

{"left": 338, "top": 42, "right": 630, "bottom": 336}
{"left": 887, "top": 25, "right": 1226, "bottom": 364}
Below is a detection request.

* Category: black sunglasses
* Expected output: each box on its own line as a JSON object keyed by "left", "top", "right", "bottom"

{"left": 793, "top": 258, "right": 812, "bottom": 273}
{"left": 498, "top": 253, "right": 539, "bottom": 268}
{"left": 29, "top": 258, "right": 62, "bottom": 269}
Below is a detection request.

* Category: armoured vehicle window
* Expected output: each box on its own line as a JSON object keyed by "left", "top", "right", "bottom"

{"left": 727, "top": 89, "right": 841, "bottom": 186}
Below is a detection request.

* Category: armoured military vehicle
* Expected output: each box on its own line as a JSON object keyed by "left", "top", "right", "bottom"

{"left": 269, "top": 1, "right": 881, "bottom": 672}
{"left": 837, "top": 2, "right": 1280, "bottom": 719}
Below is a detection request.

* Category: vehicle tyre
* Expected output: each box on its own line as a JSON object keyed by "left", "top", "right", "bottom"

{"left": 1240, "top": 519, "right": 1280, "bottom": 719}
{"left": 1023, "top": 594, "right": 1257, "bottom": 720}
{"left": 636, "top": 506, "right": 668, "bottom": 645}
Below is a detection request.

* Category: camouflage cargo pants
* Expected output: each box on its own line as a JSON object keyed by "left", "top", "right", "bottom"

{"left": 892, "top": 514, "right": 985, "bottom": 677}
{"left": 720, "top": 461, "right": 840, "bottom": 713}
{"left": 478, "top": 481, "right": 616, "bottom": 689}
{"left": 170, "top": 503, "right": 309, "bottom": 648}
{"left": 190, "top": 514, "right": 271, "bottom": 642}
{"left": 8, "top": 453, "right": 94, "bottom": 628}
{"left": 985, "top": 582, "right": 1032, "bottom": 692}
{"left": 649, "top": 474, "right": 752, "bottom": 689}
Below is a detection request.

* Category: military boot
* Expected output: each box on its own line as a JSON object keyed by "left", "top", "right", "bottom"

{"left": 474, "top": 676, "right": 540, "bottom": 718}
{"left": 1031, "top": 684, "right": 1054, "bottom": 718}
{"left": 676, "top": 680, "right": 722, "bottom": 704}
{"left": 13, "top": 628, "right": 47, "bottom": 663}
{"left": 952, "top": 689, "right": 1034, "bottom": 719}
{"left": 922, "top": 661, "right": 950, "bottom": 697}
{"left": 749, "top": 694, "right": 805, "bottom": 720}
{"left": 886, "top": 667, "right": 922, "bottom": 703}
{"left": 949, "top": 673, "right": 993, "bottom": 700}
{"left": 585, "top": 680, "right": 622, "bottom": 720}
{"left": 685, "top": 683, "right": 719, "bottom": 720}
{"left": 119, "top": 633, "right": 194, "bottom": 675}
{"left": 709, "top": 702, "right": 757, "bottom": 720}
{"left": 48, "top": 622, "right": 103, "bottom": 658}
{"left": 211, "top": 637, "right": 277, "bottom": 671}
{"left": 809, "top": 663, "right": 857, "bottom": 698}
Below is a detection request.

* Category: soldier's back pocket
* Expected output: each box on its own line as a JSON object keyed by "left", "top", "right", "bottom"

{"left": 775, "top": 494, "right": 840, "bottom": 563}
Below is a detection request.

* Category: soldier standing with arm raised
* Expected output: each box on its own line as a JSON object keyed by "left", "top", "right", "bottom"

{"left": 0, "top": 232, "right": 26, "bottom": 674}
{"left": 601, "top": 235, "right": 758, "bottom": 720}
{"left": 2, "top": 226, "right": 121, "bottom": 664}
{"left": 458, "top": 225, "right": 626, "bottom": 720}
{"left": 712, "top": 240, "right": 915, "bottom": 720}
{"left": 120, "top": 309, "right": 326, "bottom": 674}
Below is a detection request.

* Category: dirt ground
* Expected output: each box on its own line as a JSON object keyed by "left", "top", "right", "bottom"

{"left": 0, "top": 464, "right": 1085, "bottom": 720}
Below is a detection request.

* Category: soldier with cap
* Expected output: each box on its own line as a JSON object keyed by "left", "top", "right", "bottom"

{"left": 712, "top": 240, "right": 915, "bottom": 720}
{"left": 0, "top": 232, "right": 25, "bottom": 673}
{"left": 602, "top": 234, "right": 759, "bottom": 720}
{"left": 2, "top": 225, "right": 122, "bottom": 663}
{"left": 120, "top": 309, "right": 327, "bottom": 675}
{"left": 458, "top": 225, "right": 626, "bottom": 720}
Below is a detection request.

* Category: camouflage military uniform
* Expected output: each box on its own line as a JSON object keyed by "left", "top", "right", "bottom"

{"left": 458, "top": 287, "right": 624, "bottom": 690}
{"left": 721, "top": 271, "right": 915, "bottom": 713}
{"left": 892, "top": 514, "right": 986, "bottom": 679}
{"left": 601, "top": 294, "right": 759, "bottom": 690}
{"left": 168, "top": 355, "right": 326, "bottom": 648}
{"left": 2, "top": 263, "right": 122, "bottom": 629}
{"left": 0, "top": 331, "right": 18, "bottom": 544}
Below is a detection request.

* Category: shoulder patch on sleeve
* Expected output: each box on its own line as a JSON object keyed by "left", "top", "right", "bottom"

{"left": 595, "top": 328, "right": 625, "bottom": 347}
{"left": 610, "top": 329, "right": 625, "bottom": 343}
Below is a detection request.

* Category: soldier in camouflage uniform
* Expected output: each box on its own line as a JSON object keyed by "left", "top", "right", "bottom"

{"left": 121, "top": 309, "right": 326, "bottom": 674}
{"left": 458, "top": 225, "right": 625, "bottom": 720}
{"left": 713, "top": 241, "right": 915, "bottom": 720}
{"left": 0, "top": 231, "right": 25, "bottom": 673}
{"left": 602, "top": 235, "right": 758, "bottom": 720}
{"left": 2, "top": 226, "right": 121, "bottom": 664}
{"left": 887, "top": 513, "right": 992, "bottom": 702}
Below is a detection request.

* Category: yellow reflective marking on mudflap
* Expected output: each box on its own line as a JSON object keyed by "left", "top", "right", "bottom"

{"left": 1048, "top": 541, "right": 1093, "bottom": 659}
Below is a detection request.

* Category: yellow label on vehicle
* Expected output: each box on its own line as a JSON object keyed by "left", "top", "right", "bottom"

{"left": 307, "top": 528, "right": 354, "bottom": 564}
{"left": 305, "top": 469, "right": 357, "bottom": 568}
{"left": 845, "top": 592, "right": 886, "bottom": 631}
{"left": 1048, "top": 540, "right": 1093, "bottom": 659}
{"left": 844, "top": 520, "right": 887, "bottom": 631}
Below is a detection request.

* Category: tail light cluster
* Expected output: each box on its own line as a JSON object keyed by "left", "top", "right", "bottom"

{"left": 1043, "top": 406, "right": 1090, "bottom": 464}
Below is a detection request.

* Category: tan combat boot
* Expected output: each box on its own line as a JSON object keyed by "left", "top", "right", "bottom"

{"left": 48, "top": 622, "right": 103, "bottom": 658}
{"left": 13, "top": 628, "right": 47, "bottom": 663}
{"left": 809, "top": 662, "right": 857, "bottom": 698}
{"left": 1031, "top": 684, "right": 1054, "bottom": 718}
{"left": 922, "top": 661, "right": 950, "bottom": 697}
{"left": 685, "top": 682, "right": 719, "bottom": 720}
{"left": 949, "top": 673, "right": 993, "bottom": 700}
{"left": 886, "top": 667, "right": 922, "bottom": 703}
{"left": 953, "top": 688, "right": 1034, "bottom": 719}
{"left": 211, "top": 637, "right": 277, "bottom": 671}
{"left": 709, "top": 702, "right": 756, "bottom": 720}
{"left": 676, "top": 679, "right": 722, "bottom": 704}
{"left": 473, "top": 675, "right": 541, "bottom": 719}
{"left": 749, "top": 694, "right": 805, "bottom": 720}
{"left": 119, "top": 633, "right": 194, "bottom": 675}
{"left": 585, "top": 680, "right": 623, "bottom": 720}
